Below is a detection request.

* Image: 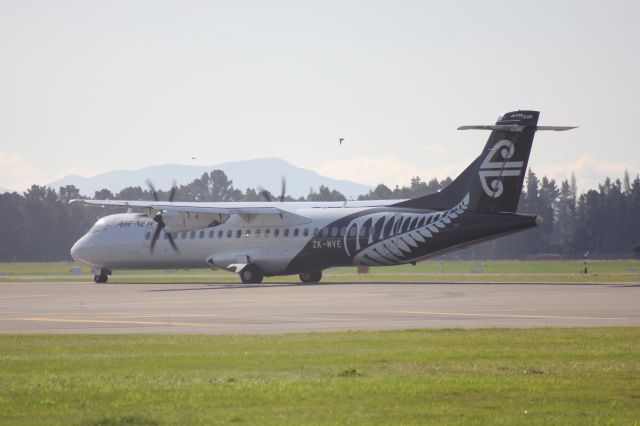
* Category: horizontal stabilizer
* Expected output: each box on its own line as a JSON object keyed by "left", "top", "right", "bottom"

{"left": 458, "top": 125, "right": 577, "bottom": 132}
{"left": 458, "top": 124, "right": 526, "bottom": 132}
{"left": 535, "top": 126, "right": 577, "bottom": 131}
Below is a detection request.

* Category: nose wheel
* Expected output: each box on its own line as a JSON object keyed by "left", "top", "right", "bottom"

{"left": 299, "top": 270, "right": 322, "bottom": 284}
{"left": 93, "top": 269, "right": 110, "bottom": 284}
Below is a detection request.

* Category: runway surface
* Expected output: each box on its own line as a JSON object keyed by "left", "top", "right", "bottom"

{"left": 0, "top": 281, "right": 638, "bottom": 333}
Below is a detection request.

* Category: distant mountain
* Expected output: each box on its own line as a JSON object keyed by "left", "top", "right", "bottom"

{"left": 48, "top": 157, "right": 371, "bottom": 199}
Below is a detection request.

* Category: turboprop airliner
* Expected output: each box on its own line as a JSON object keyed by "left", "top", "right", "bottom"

{"left": 70, "top": 110, "right": 575, "bottom": 284}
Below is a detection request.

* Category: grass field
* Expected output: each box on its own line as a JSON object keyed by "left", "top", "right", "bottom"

{"left": 1, "top": 260, "right": 638, "bottom": 283}
{"left": 1, "top": 329, "right": 639, "bottom": 425}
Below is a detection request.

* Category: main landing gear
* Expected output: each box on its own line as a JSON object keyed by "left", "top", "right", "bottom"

{"left": 240, "top": 264, "right": 264, "bottom": 284}
{"left": 93, "top": 269, "right": 110, "bottom": 284}
{"left": 237, "top": 265, "right": 322, "bottom": 285}
{"left": 299, "top": 270, "right": 322, "bottom": 284}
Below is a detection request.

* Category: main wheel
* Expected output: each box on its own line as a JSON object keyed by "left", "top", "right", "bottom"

{"left": 94, "top": 272, "right": 108, "bottom": 283}
{"left": 240, "top": 265, "right": 263, "bottom": 284}
{"left": 299, "top": 270, "right": 322, "bottom": 284}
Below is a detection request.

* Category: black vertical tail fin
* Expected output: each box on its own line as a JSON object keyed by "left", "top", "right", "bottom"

{"left": 394, "top": 110, "right": 574, "bottom": 213}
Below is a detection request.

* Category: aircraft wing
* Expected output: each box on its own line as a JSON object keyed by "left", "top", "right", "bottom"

{"left": 70, "top": 199, "right": 311, "bottom": 230}
{"left": 73, "top": 199, "right": 284, "bottom": 215}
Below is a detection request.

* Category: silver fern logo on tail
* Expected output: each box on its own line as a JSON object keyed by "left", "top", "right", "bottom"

{"left": 479, "top": 140, "right": 524, "bottom": 198}
{"left": 344, "top": 194, "right": 470, "bottom": 266}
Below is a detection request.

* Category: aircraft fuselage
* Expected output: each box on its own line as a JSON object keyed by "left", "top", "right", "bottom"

{"left": 71, "top": 195, "right": 538, "bottom": 276}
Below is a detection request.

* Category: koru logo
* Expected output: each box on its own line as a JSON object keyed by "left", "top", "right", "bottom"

{"left": 479, "top": 140, "right": 524, "bottom": 198}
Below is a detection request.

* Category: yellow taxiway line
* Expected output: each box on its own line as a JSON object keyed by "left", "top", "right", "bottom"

{"left": 11, "top": 317, "right": 238, "bottom": 327}
{"left": 0, "top": 294, "right": 49, "bottom": 299}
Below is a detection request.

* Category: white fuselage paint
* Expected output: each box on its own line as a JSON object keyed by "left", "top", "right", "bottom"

{"left": 70, "top": 200, "right": 398, "bottom": 275}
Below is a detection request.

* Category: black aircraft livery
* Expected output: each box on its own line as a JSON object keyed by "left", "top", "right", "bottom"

{"left": 285, "top": 110, "right": 542, "bottom": 274}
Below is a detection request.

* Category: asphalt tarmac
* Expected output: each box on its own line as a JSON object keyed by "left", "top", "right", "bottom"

{"left": 0, "top": 281, "right": 638, "bottom": 334}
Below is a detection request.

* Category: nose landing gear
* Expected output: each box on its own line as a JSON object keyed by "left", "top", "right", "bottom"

{"left": 93, "top": 269, "right": 111, "bottom": 284}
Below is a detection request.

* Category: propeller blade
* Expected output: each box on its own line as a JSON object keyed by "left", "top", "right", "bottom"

{"left": 257, "top": 186, "right": 272, "bottom": 202}
{"left": 261, "top": 191, "right": 272, "bottom": 202}
{"left": 280, "top": 176, "right": 286, "bottom": 202}
{"left": 166, "top": 232, "right": 179, "bottom": 252}
{"left": 149, "top": 222, "right": 164, "bottom": 252}
{"left": 146, "top": 180, "right": 159, "bottom": 201}
{"left": 168, "top": 180, "right": 177, "bottom": 202}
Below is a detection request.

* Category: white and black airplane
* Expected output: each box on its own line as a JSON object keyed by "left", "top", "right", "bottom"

{"left": 70, "top": 110, "right": 575, "bottom": 284}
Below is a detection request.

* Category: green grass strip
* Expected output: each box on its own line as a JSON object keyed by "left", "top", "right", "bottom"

{"left": 1, "top": 259, "right": 639, "bottom": 276}
{"left": 1, "top": 260, "right": 639, "bottom": 284}
{"left": 1, "top": 328, "right": 639, "bottom": 425}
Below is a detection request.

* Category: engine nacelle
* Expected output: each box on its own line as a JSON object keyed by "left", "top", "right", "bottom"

{"left": 160, "top": 211, "right": 230, "bottom": 233}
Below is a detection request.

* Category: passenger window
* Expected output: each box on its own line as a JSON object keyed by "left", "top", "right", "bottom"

{"left": 245, "top": 229, "right": 252, "bottom": 237}
{"left": 145, "top": 231, "right": 151, "bottom": 240}
{"left": 313, "top": 228, "right": 319, "bottom": 237}
{"left": 217, "top": 230, "right": 223, "bottom": 238}
{"left": 226, "top": 230, "right": 232, "bottom": 238}
{"left": 255, "top": 229, "right": 262, "bottom": 237}
{"left": 236, "top": 229, "right": 242, "bottom": 238}
{"left": 284, "top": 228, "right": 289, "bottom": 237}
{"left": 293, "top": 228, "right": 299, "bottom": 237}
{"left": 340, "top": 227, "right": 347, "bottom": 237}
{"left": 349, "top": 227, "right": 356, "bottom": 237}
{"left": 274, "top": 228, "right": 280, "bottom": 237}
{"left": 303, "top": 228, "right": 309, "bottom": 237}
{"left": 199, "top": 230, "right": 205, "bottom": 239}
{"left": 265, "top": 229, "right": 271, "bottom": 237}
{"left": 321, "top": 228, "right": 329, "bottom": 237}
{"left": 181, "top": 232, "right": 187, "bottom": 239}
{"left": 331, "top": 227, "right": 338, "bottom": 237}
{"left": 209, "top": 230, "right": 214, "bottom": 238}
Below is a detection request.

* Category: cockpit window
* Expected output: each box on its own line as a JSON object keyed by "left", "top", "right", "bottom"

{"left": 89, "top": 219, "right": 109, "bottom": 234}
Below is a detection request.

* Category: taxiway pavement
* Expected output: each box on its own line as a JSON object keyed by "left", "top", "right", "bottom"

{"left": 0, "top": 281, "right": 638, "bottom": 333}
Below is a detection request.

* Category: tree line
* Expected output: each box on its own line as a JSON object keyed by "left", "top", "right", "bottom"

{"left": 463, "top": 170, "right": 640, "bottom": 259}
{"left": 0, "top": 170, "right": 638, "bottom": 261}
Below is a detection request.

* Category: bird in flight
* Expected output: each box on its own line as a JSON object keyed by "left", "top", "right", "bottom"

{"left": 339, "top": 138, "right": 344, "bottom": 145}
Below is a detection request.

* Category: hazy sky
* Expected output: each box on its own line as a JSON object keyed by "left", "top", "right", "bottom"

{"left": 1, "top": 0, "right": 638, "bottom": 193}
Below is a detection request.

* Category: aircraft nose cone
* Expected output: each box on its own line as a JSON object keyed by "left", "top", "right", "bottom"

{"left": 70, "top": 239, "right": 82, "bottom": 262}
{"left": 70, "top": 236, "right": 90, "bottom": 263}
